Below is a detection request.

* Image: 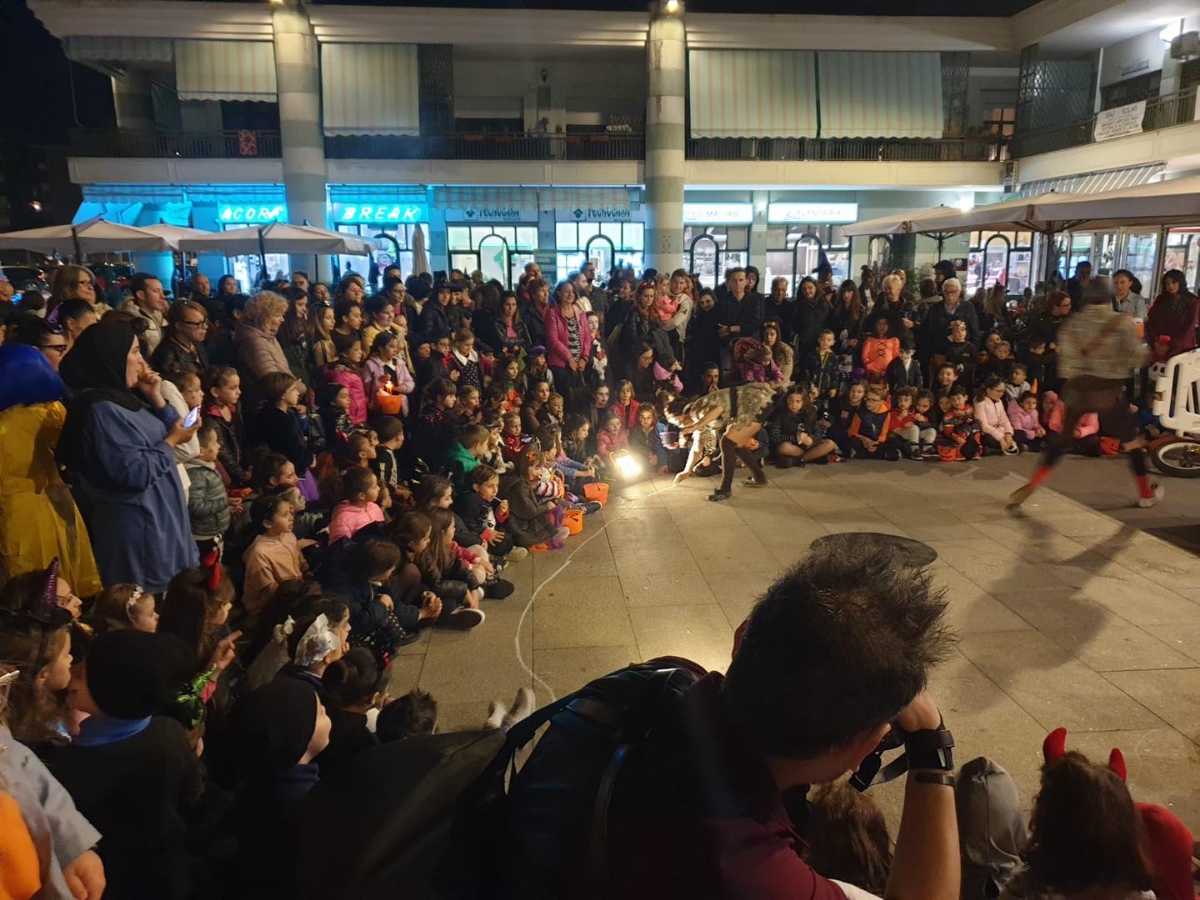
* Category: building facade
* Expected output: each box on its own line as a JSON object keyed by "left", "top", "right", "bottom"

{"left": 27, "top": 0, "right": 1200, "bottom": 294}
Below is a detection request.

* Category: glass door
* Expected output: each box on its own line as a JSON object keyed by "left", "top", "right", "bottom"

{"left": 1120, "top": 230, "right": 1160, "bottom": 296}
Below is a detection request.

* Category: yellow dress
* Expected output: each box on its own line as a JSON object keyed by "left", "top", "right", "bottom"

{"left": 0, "top": 402, "right": 102, "bottom": 596}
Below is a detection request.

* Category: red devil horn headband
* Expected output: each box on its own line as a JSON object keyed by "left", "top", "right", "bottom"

{"left": 1042, "top": 727, "right": 1126, "bottom": 782}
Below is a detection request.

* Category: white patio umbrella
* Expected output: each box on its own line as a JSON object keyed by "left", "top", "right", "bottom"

{"left": 0, "top": 216, "right": 175, "bottom": 256}
{"left": 1013, "top": 174, "right": 1200, "bottom": 231}
{"left": 176, "top": 222, "right": 374, "bottom": 256}
{"left": 411, "top": 225, "right": 430, "bottom": 277}
{"left": 141, "top": 223, "right": 215, "bottom": 250}
{"left": 842, "top": 205, "right": 956, "bottom": 237}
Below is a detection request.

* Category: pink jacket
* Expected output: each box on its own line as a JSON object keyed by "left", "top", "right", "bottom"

{"left": 325, "top": 364, "right": 368, "bottom": 425}
{"left": 1006, "top": 400, "right": 1040, "bottom": 439}
{"left": 545, "top": 306, "right": 593, "bottom": 370}
{"left": 362, "top": 356, "right": 415, "bottom": 416}
{"left": 328, "top": 500, "right": 384, "bottom": 544}
{"left": 975, "top": 396, "right": 1014, "bottom": 440}
{"left": 1048, "top": 404, "right": 1099, "bottom": 438}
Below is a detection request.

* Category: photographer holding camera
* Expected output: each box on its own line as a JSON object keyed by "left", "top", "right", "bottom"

{"left": 600, "top": 538, "right": 959, "bottom": 900}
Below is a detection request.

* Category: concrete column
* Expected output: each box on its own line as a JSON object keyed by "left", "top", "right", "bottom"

{"left": 644, "top": 8, "right": 686, "bottom": 274}
{"left": 112, "top": 70, "right": 155, "bottom": 131}
{"left": 749, "top": 190, "right": 769, "bottom": 276}
{"left": 272, "top": 2, "right": 331, "bottom": 282}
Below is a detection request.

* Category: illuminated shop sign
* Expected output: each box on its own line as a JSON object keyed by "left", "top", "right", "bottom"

{"left": 217, "top": 204, "right": 287, "bottom": 224}
{"left": 767, "top": 202, "right": 859, "bottom": 224}
{"left": 334, "top": 203, "right": 428, "bottom": 224}
{"left": 570, "top": 207, "right": 632, "bottom": 221}
{"left": 682, "top": 202, "right": 754, "bottom": 224}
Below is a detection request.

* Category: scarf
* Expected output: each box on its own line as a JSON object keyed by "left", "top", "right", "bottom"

{"left": 74, "top": 714, "right": 153, "bottom": 747}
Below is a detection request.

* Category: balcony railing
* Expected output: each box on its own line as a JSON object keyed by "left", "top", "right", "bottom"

{"left": 68, "top": 130, "right": 282, "bottom": 159}
{"left": 324, "top": 132, "right": 645, "bottom": 161}
{"left": 1011, "top": 88, "right": 1198, "bottom": 158}
{"left": 685, "top": 135, "right": 1006, "bottom": 162}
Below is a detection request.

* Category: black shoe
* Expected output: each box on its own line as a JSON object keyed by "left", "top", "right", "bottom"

{"left": 440, "top": 607, "right": 486, "bottom": 629}
{"left": 708, "top": 489, "right": 731, "bottom": 502}
{"left": 393, "top": 629, "right": 422, "bottom": 648}
{"left": 484, "top": 578, "right": 515, "bottom": 600}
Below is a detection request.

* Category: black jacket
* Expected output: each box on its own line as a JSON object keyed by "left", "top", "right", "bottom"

{"left": 521, "top": 301, "right": 550, "bottom": 350}
{"left": 922, "top": 300, "right": 981, "bottom": 355}
{"left": 791, "top": 298, "right": 831, "bottom": 358}
{"left": 715, "top": 292, "right": 764, "bottom": 347}
{"left": 248, "top": 406, "right": 313, "bottom": 473}
{"left": 886, "top": 355, "right": 923, "bottom": 392}
{"left": 152, "top": 336, "right": 209, "bottom": 375}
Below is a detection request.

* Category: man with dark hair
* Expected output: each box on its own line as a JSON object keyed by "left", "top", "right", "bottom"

{"left": 122, "top": 272, "right": 168, "bottom": 354}
{"left": 599, "top": 540, "right": 959, "bottom": 898}
{"left": 715, "top": 267, "right": 762, "bottom": 373}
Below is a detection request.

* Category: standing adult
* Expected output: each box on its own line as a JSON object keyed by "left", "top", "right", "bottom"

{"left": 234, "top": 292, "right": 291, "bottom": 412}
{"left": 921, "top": 277, "right": 980, "bottom": 361}
{"left": 417, "top": 281, "right": 453, "bottom": 345}
{"left": 189, "top": 273, "right": 213, "bottom": 308}
{"left": 545, "top": 281, "right": 593, "bottom": 405}
{"left": 826, "top": 280, "right": 864, "bottom": 357}
{"left": 790, "top": 276, "right": 830, "bottom": 360}
{"left": 714, "top": 268, "right": 763, "bottom": 373}
{"left": 491, "top": 291, "right": 531, "bottom": 357}
{"left": 1066, "top": 260, "right": 1093, "bottom": 306}
{"left": 277, "top": 291, "right": 312, "bottom": 384}
{"left": 685, "top": 289, "right": 721, "bottom": 392}
{"left": 0, "top": 344, "right": 101, "bottom": 597}
{"left": 121, "top": 273, "right": 169, "bottom": 356}
{"left": 58, "top": 320, "right": 200, "bottom": 593}
{"left": 50, "top": 264, "right": 104, "bottom": 315}
{"left": 152, "top": 300, "right": 210, "bottom": 375}
{"left": 1110, "top": 269, "right": 1147, "bottom": 321}
{"left": 762, "top": 277, "right": 793, "bottom": 343}
{"left": 1145, "top": 269, "right": 1198, "bottom": 362}
{"left": 521, "top": 279, "right": 552, "bottom": 351}
{"left": 865, "top": 273, "right": 919, "bottom": 342}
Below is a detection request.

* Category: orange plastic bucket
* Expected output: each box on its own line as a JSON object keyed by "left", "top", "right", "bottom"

{"left": 583, "top": 482, "right": 609, "bottom": 506}
{"left": 564, "top": 508, "right": 585, "bottom": 535}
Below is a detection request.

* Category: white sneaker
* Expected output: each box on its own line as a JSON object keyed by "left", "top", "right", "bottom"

{"left": 1138, "top": 483, "right": 1164, "bottom": 508}
{"left": 506, "top": 546, "right": 529, "bottom": 561}
{"left": 501, "top": 687, "right": 536, "bottom": 731}
{"left": 484, "top": 700, "right": 507, "bottom": 730}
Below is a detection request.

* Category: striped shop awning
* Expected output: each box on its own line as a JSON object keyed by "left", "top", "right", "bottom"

{"left": 1018, "top": 163, "right": 1165, "bottom": 198}
{"left": 175, "top": 40, "right": 277, "bottom": 102}
{"left": 434, "top": 187, "right": 634, "bottom": 212}
{"left": 64, "top": 36, "right": 174, "bottom": 64}
{"left": 321, "top": 43, "right": 419, "bottom": 136}
{"left": 816, "top": 51, "right": 943, "bottom": 139}
{"left": 689, "top": 50, "right": 818, "bottom": 139}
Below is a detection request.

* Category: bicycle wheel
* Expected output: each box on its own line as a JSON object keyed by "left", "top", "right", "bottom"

{"left": 1149, "top": 437, "right": 1200, "bottom": 478}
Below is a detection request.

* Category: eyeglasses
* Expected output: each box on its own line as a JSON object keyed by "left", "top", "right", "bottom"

{"left": 39, "top": 343, "right": 69, "bottom": 354}
{"left": 181, "top": 319, "right": 209, "bottom": 328}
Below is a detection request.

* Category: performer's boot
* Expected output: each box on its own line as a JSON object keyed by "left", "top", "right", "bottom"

{"left": 736, "top": 448, "right": 768, "bottom": 487}
{"left": 709, "top": 438, "right": 737, "bottom": 501}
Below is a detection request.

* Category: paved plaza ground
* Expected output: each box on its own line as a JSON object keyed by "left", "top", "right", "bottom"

{"left": 389, "top": 454, "right": 1200, "bottom": 832}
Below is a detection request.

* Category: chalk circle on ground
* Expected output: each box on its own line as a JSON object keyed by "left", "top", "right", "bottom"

{"left": 812, "top": 532, "right": 938, "bottom": 568}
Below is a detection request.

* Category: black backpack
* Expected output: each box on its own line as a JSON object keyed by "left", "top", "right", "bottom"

{"left": 298, "top": 659, "right": 705, "bottom": 900}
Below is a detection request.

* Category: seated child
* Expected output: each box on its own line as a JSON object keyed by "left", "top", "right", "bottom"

{"left": 561, "top": 415, "right": 597, "bottom": 470}
{"left": 93, "top": 582, "right": 159, "bottom": 632}
{"left": 445, "top": 423, "right": 489, "bottom": 500}
{"left": 499, "top": 447, "right": 571, "bottom": 551}
{"left": 453, "top": 384, "right": 482, "bottom": 426}
{"left": 369, "top": 416, "right": 411, "bottom": 507}
{"left": 242, "top": 495, "right": 312, "bottom": 619}
{"left": 595, "top": 413, "right": 629, "bottom": 476}
{"left": 1006, "top": 363, "right": 1032, "bottom": 402}
{"left": 885, "top": 386, "right": 935, "bottom": 460}
{"left": 975, "top": 375, "right": 1019, "bottom": 455}
{"left": 544, "top": 391, "right": 566, "bottom": 429}
{"left": 945, "top": 320, "right": 978, "bottom": 387}
{"left": 413, "top": 379, "right": 459, "bottom": 473}
{"left": 1016, "top": 338, "right": 1047, "bottom": 390}
{"left": 418, "top": 510, "right": 490, "bottom": 616}
{"left": 827, "top": 381, "right": 867, "bottom": 458}
{"left": 157, "top": 562, "right": 240, "bottom": 716}
{"left": 1008, "top": 392, "right": 1046, "bottom": 453}
{"left": 848, "top": 384, "right": 899, "bottom": 460}
{"left": 976, "top": 339, "right": 1014, "bottom": 385}
{"left": 317, "top": 383, "right": 353, "bottom": 445}
{"left": 912, "top": 389, "right": 939, "bottom": 458}
{"left": 376, "top": 689, "right": 438, "bottom": 743}
{"left": 313, "top": 648, "right": 386, "bottom": 776}
{"left": 454, "top": 464, "right": 529, "bottom": 563}
{"left": 500, "top": 411, "right": 530, "bottom": 467}
{"left": 325, "top": 341, "right": 369, "bottom": 426}
{"left": 861, "top": 317, "right": 900, "bottom": 383}
{"left": 328, "top": 467, "right": 385, "bottom": 545}
{"left": 1044, "top": 391, "right": 1102, "bottom": 457}
{"left": 936, "top": 384, "right": 982, "bottom": 461}
{"left": 324, "top": 538, "right": 422, "bottom": 665}
{"left": 629, "top": 404, "right": 669, "bottom": 475}
{"left": 765, "top": 384, "right": 837, "bottom": 468}
{"left": 536, "top": 423, "right": 597, "bottom": 500}
{"left": 886, "top": 332, "right": 923, "bottom": 393}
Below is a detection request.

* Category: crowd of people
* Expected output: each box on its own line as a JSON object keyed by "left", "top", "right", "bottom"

{"left": 0, "top": 253, "right": 1196, "bottom": 899}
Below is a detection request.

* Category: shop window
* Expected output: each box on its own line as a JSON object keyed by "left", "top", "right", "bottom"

{"left": 966, "top": 230, "right": 1033, "bottom": 294}
{"left": 447, "top": 224, "right": 538, "bottom": 288}
{"left": 685, "top": 226, "right": 750, "bottom": 290}
{"left": 335, "top": 223, "right": 427, "bottom": 284}
{"left": 982, "top": 101, "right": 1015, "bottom": 161}
{"left": 763, "top": 224, "right": 849, "bottom": 294}
{"left": 556, "top": 222, "right": 645, "bottom": 281}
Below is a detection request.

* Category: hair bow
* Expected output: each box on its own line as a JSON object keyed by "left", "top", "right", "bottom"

{"left": 294, "top": 614, "right": 340, "bottom": 668}
{"left": 201, "top": 549, "right": 221, "bottom": 593}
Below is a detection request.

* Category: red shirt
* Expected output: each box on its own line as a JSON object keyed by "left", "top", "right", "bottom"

{"left": 606, "top": 672, "right": 851, "bottom": 900}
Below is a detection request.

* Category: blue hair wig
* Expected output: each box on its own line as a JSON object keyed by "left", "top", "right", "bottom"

{"left": 0, "top": 343, "right": 64, "bottom": 412}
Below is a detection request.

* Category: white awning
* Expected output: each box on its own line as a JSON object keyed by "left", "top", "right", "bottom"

{"left": 816, "top": 51, "right": 943, "bottom": 139}
{"left": 321, "top": 43, "right": 419, "bottom": 136}
{"left": 1017, "top": 164, "right": 1165, "bottom": 198}
{"left": 433, "top": 186, "right": 634, "bottom": 212}
{"left": 64, "top": 36, "right": 173, "bottom": 64}
{"left": 175, "top": 40, "right": 277, "bottom": 102}
{"left": 688, "top": 50, "right": 818, "bottom": 139}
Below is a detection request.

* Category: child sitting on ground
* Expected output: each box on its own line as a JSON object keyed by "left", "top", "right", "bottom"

{"left": 536, "top": 423, "right": 597, "bottom": 500}
{"left": 414, "top": 379, "right": 459, "bottom": 473}
{"left": 242, "top": 495, "right": 314, "bottom": 619}
{"left": 595, "top": 414, "right": 629, "bottom": 476}
{"left": 827, "top": 380, "right": 867, "bottom": 458}
{"left": 765, "top": 383, "right": 838, "bottom": 468}
{"left": 945, "top": 320, "right": 978, "bottom": 387}
{"left": 313, "top": 647, "right": 386, "bottom": 776}
{"left": 500, "top": 446, "right": 571, "bottom": 551}
{"left": 328, "top": 467, "right": 385, "bottom": 545}
{"left": 332, "top": 538, "right": 423, "bottom": 665}
{"left": 318, "top": 383, "right": 354, "bottom": 445}
{"left": 1008, "top": 392, "right": 1046, "bottom": 453}
{"left": 478, "top": 414, "right": 513, "bottom": 475}
{"left": 1006, "top": 363, "right": 1033, "bottom": 402}
{"left": 886, "top": 332, "right": 923, "bottom": 393}
{"left": 376, "top": 689, "right": 438, "bottom": 742}
{"left": 936, "top": 383, "right": 982, "bottom": 461}
{"left": 629, "top": 404, "right": 669, "bottom": 475}
{"left": 848, "top": 384, "right": 898, "bottom": 460}
{"left": 370, "top": 416, "right": 411, "bottom": 507}
{"left": 913, "top": 389, "right": 939, "bottom": 458}
{"left": 544, "top": 391, "right": 565, "bottom": 428}
{"left": 885, "top": 386, "right": 935, "bottom": 460}
{"left": 975, "top": 374, "right": 1019, "bottom": 455}
{"left": 454, "top": 465, "right": 529, "bottom": 563}
{"left": 445, "top": 423, "right": 489, "bottom": 500}
{"left": 326, "top": 341, "right": 369, "bottom": 426}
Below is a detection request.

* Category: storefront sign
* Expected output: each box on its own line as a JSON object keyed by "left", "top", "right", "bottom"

{"left": 768, "top": 202, "right": 859, "bottom": 224}
{"left": 569, "top": 207, "right": 632, "bottom": 221}
{"left": 1093, "top": 101, "right": 1146, "bottom": 142}
{"left": 1119, "top": 59, "right": 1150, "bottom": 79}
{"left": 682, "top": 203, "right": 754, "bottom": 225}
{"left": 446, "top": 206, "right": 530, "bottom": 223}
{"left": 334, "top": 203, "right": 427, "bottom": 225}
{"left": 218, "top": 203, "right": 286, "bottom": 224}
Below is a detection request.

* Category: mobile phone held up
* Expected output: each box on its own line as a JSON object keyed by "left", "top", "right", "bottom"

{"left": 184, "top": 406, "right": 201, "bottom": 428}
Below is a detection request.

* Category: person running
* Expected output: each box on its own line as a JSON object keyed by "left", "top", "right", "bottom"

{"left": 1007, "top": 276, "right": 1160, "bottom": 510}
{"left": 668, "top": 381, "right": 777, "bottom": 502}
